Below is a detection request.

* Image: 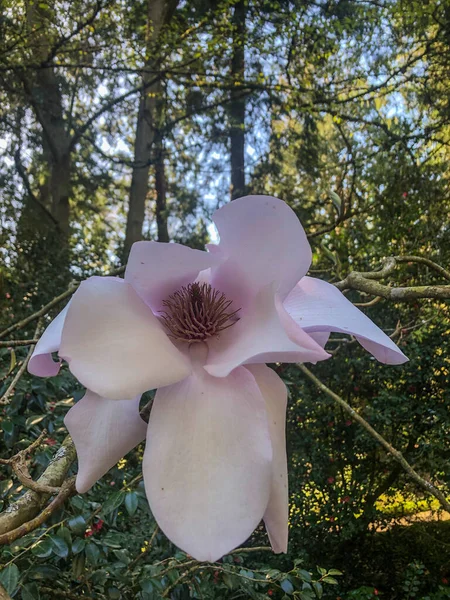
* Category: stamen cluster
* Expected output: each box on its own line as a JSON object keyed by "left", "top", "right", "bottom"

{"left": 160, "top": 282, "right": 240, "bottom": 343}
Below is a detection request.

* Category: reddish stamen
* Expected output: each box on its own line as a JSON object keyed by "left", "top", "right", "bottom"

{"left": 160, "top": 282, "right": 240, "bottom": 343}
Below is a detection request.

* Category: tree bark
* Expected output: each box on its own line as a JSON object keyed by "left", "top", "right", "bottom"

{"left": 154, "top": 139, "right": 170, "bottom": 242}
{"left": 24, "top": 1, "right": 73, "bottom": 238}
{"left": 124, "top": 0, "right": 178, "bottom": 258}
{"left": 230, "top": 0, "right": 246, "bottom": 201}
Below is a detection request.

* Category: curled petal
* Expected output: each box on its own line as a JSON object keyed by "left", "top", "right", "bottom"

{"left": 125, "top": 241, "right": 222, "bottom": 311}
{"left": 60, "top": 276, "right": 191, "bottom": 399}
{"left": 211, "top": 196, "right": 311, "bottom": 305}
{"left": 284, "top": 277, "right": 408, "bottom": 364}
{"left": 65, "top": 391, "right": 147, "bottom": 493}
{"left": 246, "top": 364, "right": 289, "bottom": 554}
{"left": 205, "top": 284, "right": 330, "bottom": 378}
{"left": 143, "top": 365, "right": 273, "bottom": 562}
{"left": 28, "top": 302, "right": 70, "bottom": 377}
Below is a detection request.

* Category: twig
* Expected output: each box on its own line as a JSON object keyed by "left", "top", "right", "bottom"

{"left": 2, "top": 519, "right": 67, "bottom": 568}
{"left": 298, "top": 363, "right": 450, "bottom": 513}
{"left": 0, "top": 339, "right": 38, "bottom": 348}
{"left": 353, "top": 296, "right": 383, "bottom": 307}
{"left": 128, "top": 526, "right": 159, "bottom": 569}
{"left": 0, "top": 321, "right": 42, "bottom": 406}
{"left": 0, "top": 429, "right": 60, "bottom": 494}
{"left": 0, "top": 477, "right": 76, "bottom": 545}
{"left": 395, "top": 255, "right": 450, "bottom": 282}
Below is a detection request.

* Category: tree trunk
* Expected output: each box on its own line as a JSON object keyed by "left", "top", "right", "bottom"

{"left": 154, "top": 140, "right": 170, "bottom": 243}
{"left": 230, "top": 0, "right": 246, "bottom": 201}
{"left": 124, "top": 0, "right": 177, "bottom": 258}
{"left": 24, "top": 1, "right": 72, "bottom": 238}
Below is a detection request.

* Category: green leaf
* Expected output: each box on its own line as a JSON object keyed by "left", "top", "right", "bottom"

{"left": 322, "top": 576, "right": 338, "bottom": 585}
{"left": 8, "top": 349, "right": 16, "bottom": 374}
{"left": 112, "top": 549, "right": 130, "bottom": 565}
{"left": 124, "top": 491, "right": 138, "bottom": 516}
{"left": 72, "top": 553, "right": 85, "bottom": 579}
{"left": 297, "top": 569, "right": 312, "bottom": 583}
{"left": 101, "top": 490, "right": 125, "bottom": 516}
{"left": 31, "top": 539, "right": 53, "bottom": 558}
{"left": 85, "top": 542, "right": 100, "bottom": 566}
{"left": 312, "top": 581, "right": 323, "bottom": 598}
{"left": 327, "top": 569, "right": 343, "bottom": 576}
{"left": 22, "top": 582, "right": 41, "bottom": 600}
{"left": 281, "top": 578, "right": 294, "bottom": 594}
{"left": 0, "top": 564, "right": 20, "bottom": 595}
{"left": 2, "top": 420, "right": 14, "bottom": 435}
{"left": 50, "top": 535, "right": 69, "bottom": 558}
{"left": 25, "top": 414, "right": 46, "bottom": 429}
{"left": 316, "top": 567, "right": 327, "bottom": 576}
{"left": 72, "top": 538, "right": 85, "bottom": 555}
{"left": 141, "top": 580, "right": 153, "bottom": 593}
{"left": 28, "top": 565, "right": 61, "bottom": 580}
{"left": 329, "top": 190, "right": 342, "bottom": 215}
{"left": 57, "top": 526, "right": 72, "bottom": 549}
{"left": 68, "top": 515, "right": 86, "bottom": 535}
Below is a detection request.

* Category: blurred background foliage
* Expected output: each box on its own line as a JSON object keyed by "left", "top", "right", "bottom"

{"left": 0, "top": 0, "right": 449, "bottom": 598}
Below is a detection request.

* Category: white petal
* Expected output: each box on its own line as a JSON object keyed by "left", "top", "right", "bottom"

{"left": 246, "top": 364, "right": 289, "bottom": 553}
{"left": 284, "top": 277, "right": 408, "bottom": 364}
{"left": 28, "top": 302, "right": 70, "bottom": 377}
{"left": 205, "top": 284, "right": 330, "bottom": 378}
{"left": 59, "top": 276, "right": 191, "bottom": 399}
{"left": 125, "top": 241, "right": 221, "bottom": 311}
{"left": 64, "top": 391, "right": 147, "bottom": 493}
{"left": 143, "top": 365, "right": 273, "bottom": 562}
{"left": 211, "top": 196, "right": 312, "bottom": 306}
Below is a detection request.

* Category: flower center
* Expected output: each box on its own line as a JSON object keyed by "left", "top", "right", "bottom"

{"left": 160, "top": 282, "right": 240, "bottom": 343}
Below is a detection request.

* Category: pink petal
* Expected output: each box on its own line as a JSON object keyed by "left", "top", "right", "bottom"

{"left": 143, "top": 364, "right": 273, "bottom": 562}
{"left": 246, "top": 364, "right": 289, "bottom": 554}
{"left": 28, "top": 302, "right": 70, "bottom": 377}
{"left": 64, "top": 391, "right": 147, "bottom": 493}
{"left": 204, "top": 284, "right": 330, "bottom": 378}
{"left": 59, "top": 276, "right": 191, "bottom": 399}
{"left": 125, "top": 241, "right": 221, "bottom": 311}
{"left": 284, "top": 277, "right": 408, "bottom": 364}
{"left": 211, "top": 196, "right": 312, "bottom": 305}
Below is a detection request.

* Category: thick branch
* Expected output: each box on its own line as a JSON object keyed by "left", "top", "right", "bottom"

{"left": 0, "top": 436, "right": 76, "bottom": 535}
{"left": 335, "top": 256, "right": 450, "bottom": 300}
{"left": 0, "top": 477, "right": 76, "bottom": 545}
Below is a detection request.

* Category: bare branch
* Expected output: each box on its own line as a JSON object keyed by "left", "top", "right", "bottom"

{"left": 0, "top": 436, "right": 76, "bottom": 535}
{"left": 0, "top": 477, "right": 76, "bottom": 545}
{"left": 335, "top": 256, "right": 450, "bottom": 301}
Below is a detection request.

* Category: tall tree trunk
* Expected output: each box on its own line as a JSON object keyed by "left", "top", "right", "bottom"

{"left": 230, "top": 0, "right": 246, "bottom": 201}
{"left": 124, "top": 0, "right": 177, "bottom": 258}
{"left": 24, "top": 1, "right": 72, "bottom": 238}
{"left": 154, "top": 139, "right": 170, "bottom": 243}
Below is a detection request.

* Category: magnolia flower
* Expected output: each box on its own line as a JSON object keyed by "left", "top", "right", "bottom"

{"left": 28, "top": 196, "right": 407, "bottom": 561}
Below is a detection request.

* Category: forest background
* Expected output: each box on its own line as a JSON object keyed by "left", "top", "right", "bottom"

{"left": 0, "top": 0, "right": 449, "bottom": 598}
